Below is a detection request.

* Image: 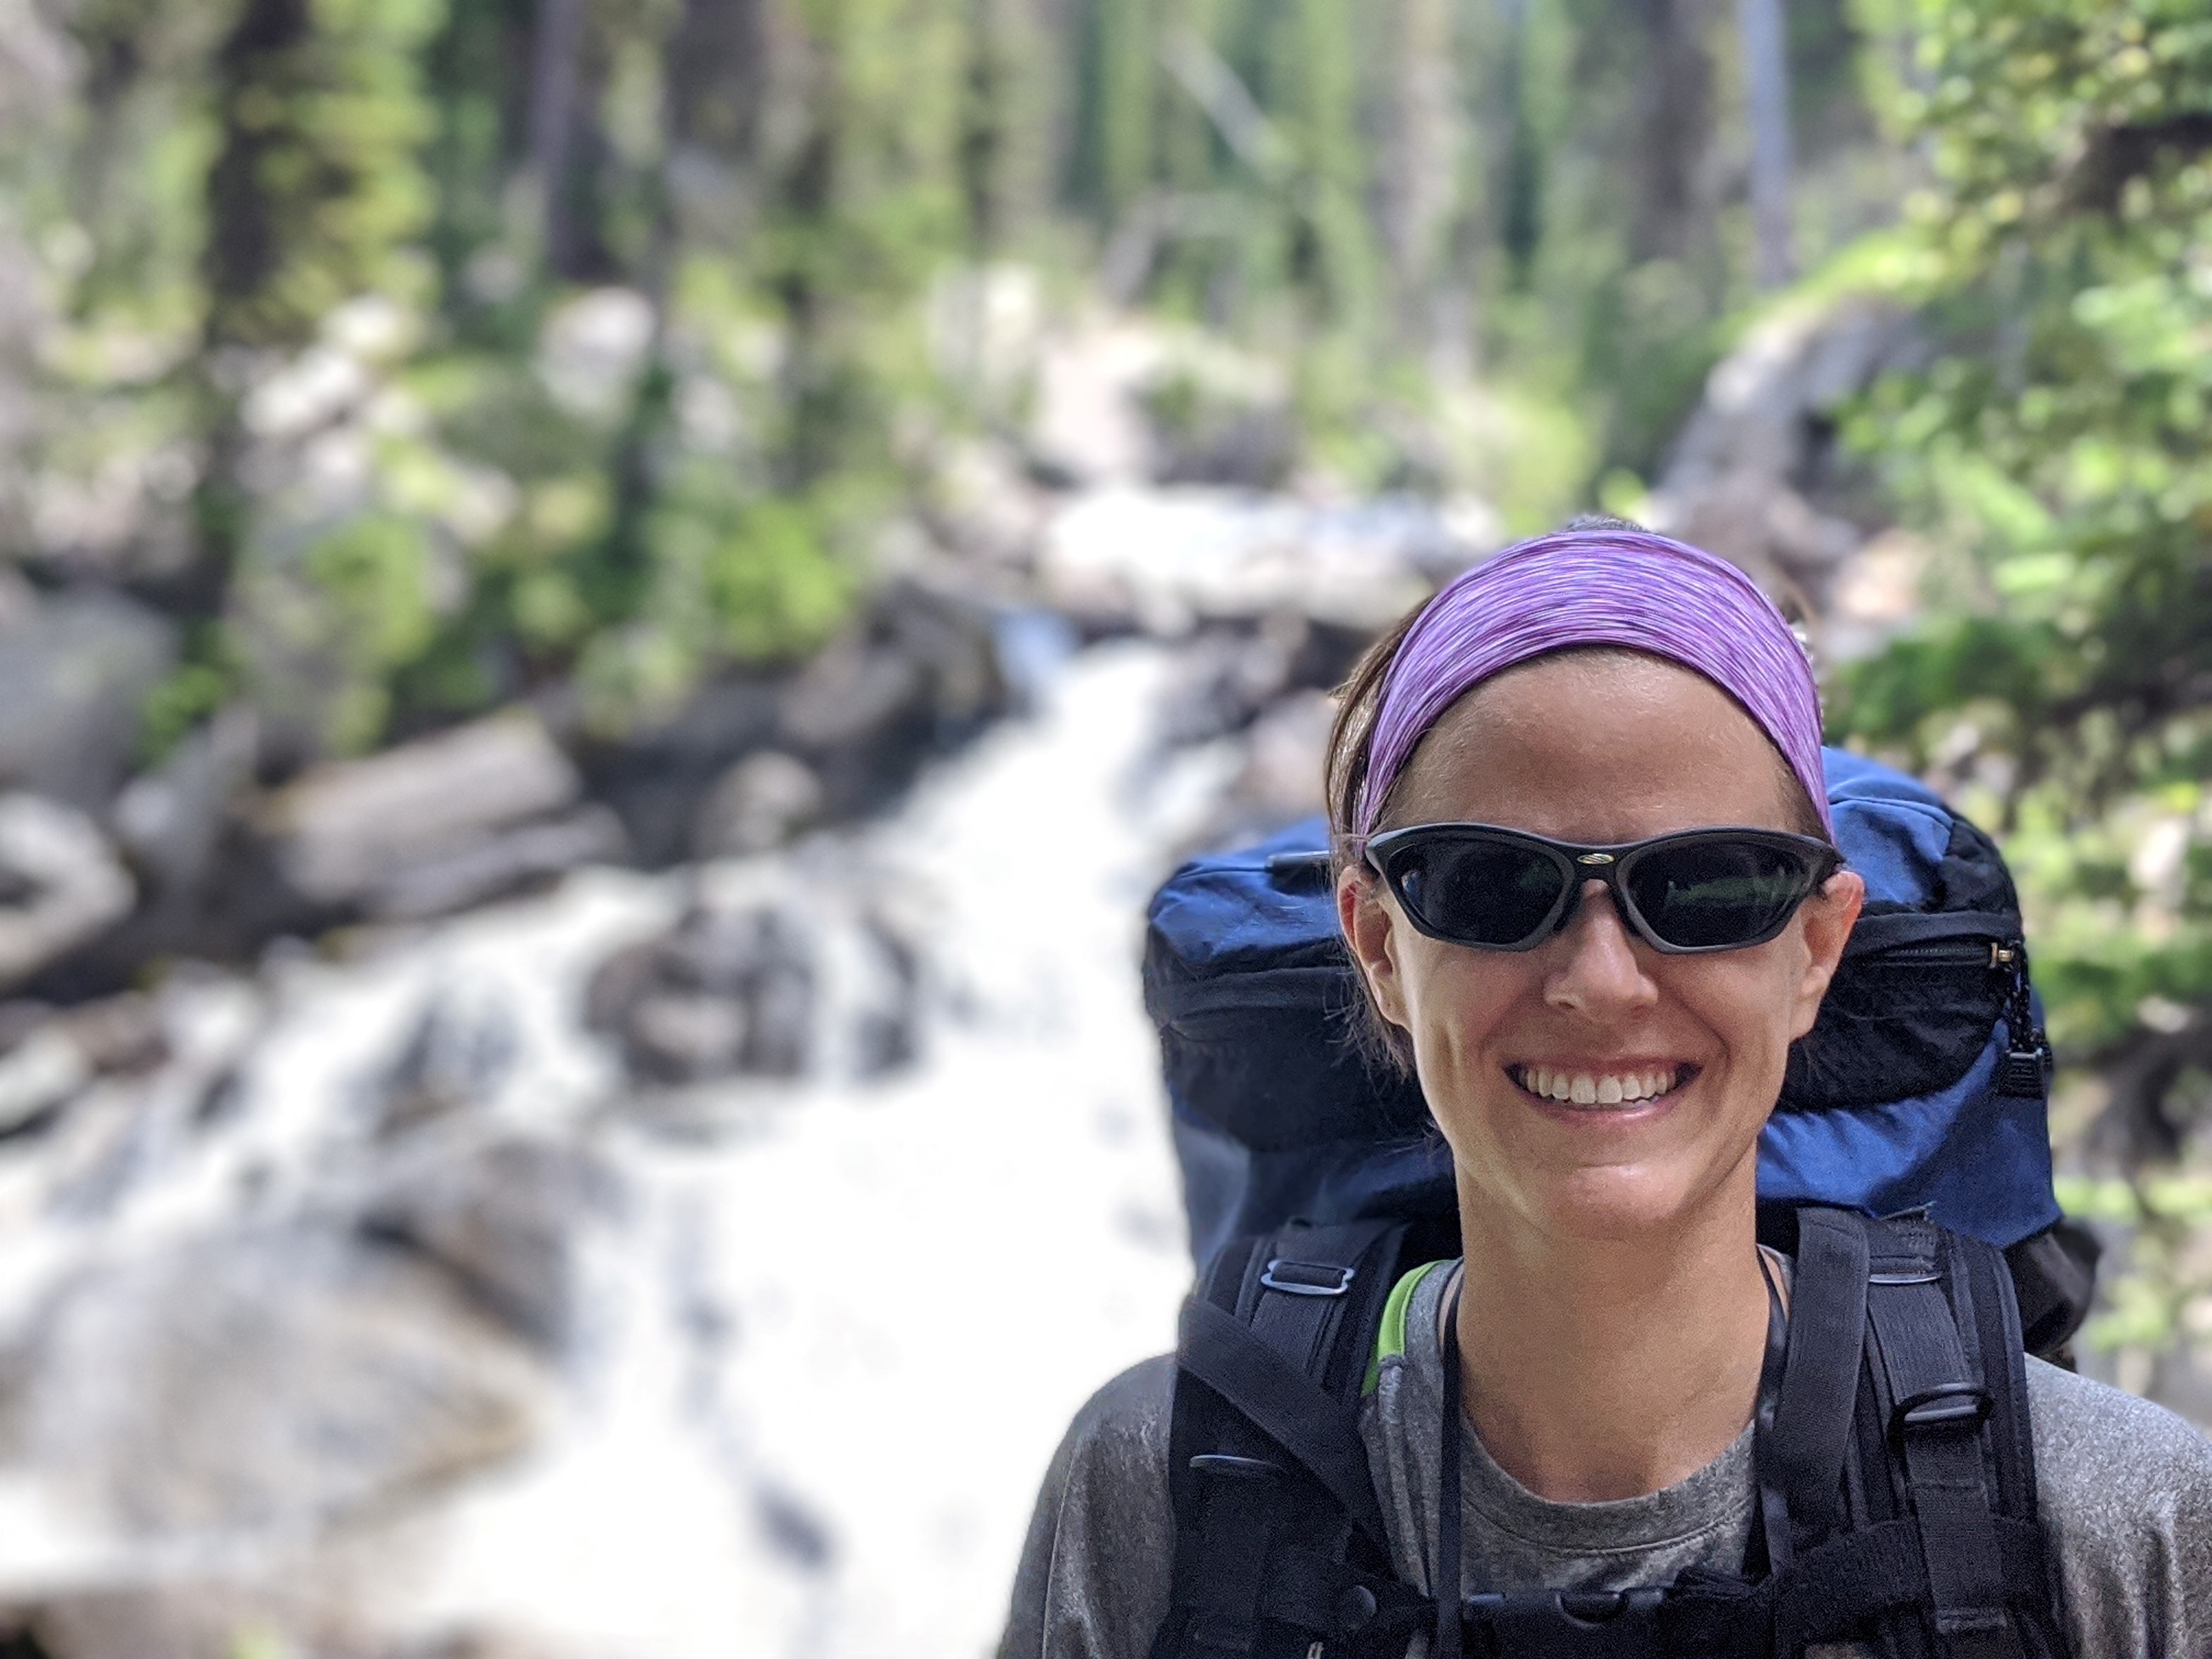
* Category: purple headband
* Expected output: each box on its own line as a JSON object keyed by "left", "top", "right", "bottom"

{"left": 1352, "top": 528, "right": 1832, "bottom": 840}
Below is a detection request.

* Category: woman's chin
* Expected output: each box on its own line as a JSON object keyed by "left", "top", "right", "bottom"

{"left": 1510, "top": 1160, "right": 1736, "bottom": 1244}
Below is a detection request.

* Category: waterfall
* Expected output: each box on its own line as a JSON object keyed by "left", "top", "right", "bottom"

{"left": 0, "top": 638, "right": 1215, "bottom": 1658}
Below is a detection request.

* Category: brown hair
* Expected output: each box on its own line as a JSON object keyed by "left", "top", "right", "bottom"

{"left": 1324, "top": 595, "right": 1435, "bottom": 1076}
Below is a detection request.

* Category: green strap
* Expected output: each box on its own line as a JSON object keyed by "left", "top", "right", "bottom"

{"left": 1363, "top": 1259, "right": 1449, "bottom": 1397}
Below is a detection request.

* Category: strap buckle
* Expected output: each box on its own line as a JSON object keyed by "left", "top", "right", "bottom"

{"left": 1894, "top": 1383, "right": 1994, "bottom": 1435}
{"left": 1461, "top": 1589, "right": 1667, "bottom": 1658}
{"left": 1260, "top": 1259, "right": 1356, "bottom": 1297}
{"left": 1188, "top": 1453, "right": 1282, "bottom": 1483}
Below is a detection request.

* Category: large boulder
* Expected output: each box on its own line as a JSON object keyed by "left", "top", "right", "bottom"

{"left": 0, "top": 1226, "right": 547, "bottom": 1536}
{"left": 360, "top": 1135, "right": 624, "bottom": 1351}
{"left": 255, "top": 713, "right": 624, "bottom": 921}
{"left": 0, "top": 586, "right": 176, "bottom": 810}
{"left": 585, "top": 900, "right": 817, "bottom": 1086}
{"left": 1648, "top": 294, "right": 1929, "bottom": 648}
{"left": 0, "top": 795, "right": 134, "bottom": 991}
{"left": 775, "top": 579, "right": 1008, "bottom": 820}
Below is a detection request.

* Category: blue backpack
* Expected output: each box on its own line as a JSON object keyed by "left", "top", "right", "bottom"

{"left": 1143, "top": 746, "right": 2095, "bottom": 1356}
{"left": 1139, "top": 747, "right": 2097, "bottom": 1659}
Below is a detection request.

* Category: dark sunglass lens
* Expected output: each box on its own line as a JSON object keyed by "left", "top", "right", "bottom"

{"left": 1625, "top": 839, "right": 1818, "bottom": 949}
{"left": 1389, "top": 837, "right": 1564, "bottom": 946}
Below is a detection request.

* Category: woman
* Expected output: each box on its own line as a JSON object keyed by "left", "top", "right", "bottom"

{"left": 1001, "top": 526, "right": 2211, "bottom": 1658}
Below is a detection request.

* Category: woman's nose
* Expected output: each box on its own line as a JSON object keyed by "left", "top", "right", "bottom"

{"left": 1544, "top": 879, "right": 1658, "bottom": 1015}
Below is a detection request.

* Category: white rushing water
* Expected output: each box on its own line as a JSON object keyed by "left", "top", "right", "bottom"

{"left": 396, "top": 640, "right": 1207, "bottom": 1657}
{"left": 0, "top": 637, "right": 1217, "bottom": 1658}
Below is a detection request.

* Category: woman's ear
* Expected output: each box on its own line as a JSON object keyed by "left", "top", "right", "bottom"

{"left": 1788, "top": 868, "right": 1865, "bottom": 1040}
{"left": 1338, "top": 866, "right": 1412, "bottom": 1030}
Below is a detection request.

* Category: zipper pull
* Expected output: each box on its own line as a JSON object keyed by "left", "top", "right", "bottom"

{"left": 1994, "top": 939, "right": 2051, "bottom": 1098}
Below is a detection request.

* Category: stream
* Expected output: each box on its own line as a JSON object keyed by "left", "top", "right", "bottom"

{"left": 0, "top": 579, "right": 1333, "bottom": 1657}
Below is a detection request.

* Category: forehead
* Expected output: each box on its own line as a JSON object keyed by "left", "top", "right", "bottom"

{"left": 1384, "top": 650, "right": 1798, "bottom": 843}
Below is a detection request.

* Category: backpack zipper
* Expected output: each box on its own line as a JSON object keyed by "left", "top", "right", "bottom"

{"left": 1865, "top": 939, "right": 2017, "bottom": 969}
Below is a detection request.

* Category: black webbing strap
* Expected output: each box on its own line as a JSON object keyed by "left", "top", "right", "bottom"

{"left": 1237, "top": 1220, "right": 1403, "bottom": 1398}
{"left": 1957, "top": 1228, "right": 2040, "bottom": 1524}
{"left": 1158, "top": 1223, "right": 1410, "bottom": 1659}
{"left": 1437, "top": 1279, "right": 1464, "bottom": 1659}
{"left": 1864, "top": 1222, "right": 2023, "bottom": 1659}
{"left": 1769, "top": 1206, "right": 1870, "bottom": 1551}
{"left": 1178, "top": 1296, "right": 1393, "bottom": 1551}
{"left": 1252, "top": 1543, "right": 1423, "bottom": 1642}
{"left": 1769, "top": 1515, "right": 2048, "bottom": 1655}
{"left": 1177, "top": 1454, "right": 1287, "bottom": 1657}
{"left": 1958, "top": 1224, "right": 2067, "bottom": 1650}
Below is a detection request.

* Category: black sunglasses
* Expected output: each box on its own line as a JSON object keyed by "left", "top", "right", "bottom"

{"left": 1363, "top": 823, "right": 1843, "bottom": 955}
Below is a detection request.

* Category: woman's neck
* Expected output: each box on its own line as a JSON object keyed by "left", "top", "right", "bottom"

{"left": 1450, "top": 1184, "right": 1771, "bottom": 1504}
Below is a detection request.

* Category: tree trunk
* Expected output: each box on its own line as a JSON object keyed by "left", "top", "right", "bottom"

{"left": 1736, "top": 0, "right": 1794, "bottom": 287}
{"left": 1376, "top": 0, "right": 1457, "bottom": 351}
{"left": 527, "top": 0, "right": 588, "bottom": 272}
{"left": 202, "top": 0, "right": 313, "bottom": 349}
{"left": 1626, "top": 0, "right": 1717, "bottom": 267}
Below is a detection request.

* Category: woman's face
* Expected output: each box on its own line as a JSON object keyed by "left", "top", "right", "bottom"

{"left": 1339, "top": 652, "right": 1864, "bottom": 1244}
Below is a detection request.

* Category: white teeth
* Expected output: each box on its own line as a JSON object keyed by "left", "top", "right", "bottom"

{"left": 1517, "top": 1065, "right": 1684, "bottom": 1107}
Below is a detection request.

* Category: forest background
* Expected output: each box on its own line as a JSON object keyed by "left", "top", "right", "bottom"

{"left": 0, "top": 0, "right": 2199, "bottom": 1561}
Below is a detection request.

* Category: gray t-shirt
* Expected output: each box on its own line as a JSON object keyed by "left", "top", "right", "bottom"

{"left": 1000, "top": 1261, "right": 2212, "bottom": 1658}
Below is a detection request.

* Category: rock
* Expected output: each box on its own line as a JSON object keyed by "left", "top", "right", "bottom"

{"left": 371, "top": 805, "right": 628, "bottom": 922}
{"left": 110, "top": 708, "right": 259, "bottom": 904}
{"left": 0, "top": 795, "right": 134, "bottom": 990}
{"left": 0, "top": 589, "right": 177, "bottom": 810}
{"left": 1039, "top": 487, "right": 1480, "bottom": 635}
{"left": 0, "top": 1025, "right": 87, "bottom": 1135}
{"left": 1027, "top": 316, "right": 1169, "bottom": 486}
{"left": 55, "top": 994, "right": 168, "bottom": 1077}
{"left": 1221, "top": 689, "right": 1335, "bottom": 830}
{"left": 586, "top": 901, "right": 816, "bottom": 1085}
{"left": 926, "top": 438, "right": 1056, "bottom": 567}
{"left": 577, "top": 678, "right": 782, "bottom": 868}
{"left": 585, "top": 585, "right": 1008, "bottom": 870}
{"left": 689, "top": 752, "right": 825, "bottom": 860}
{"left": 361, "top": 1136, "right": 623, "bottom": 1350}
{"left": 0, "top": 993, "right": 170, "bottom": 1139}
{"left": 257, "top": 713, "right": 610, "bottom": 918}
{"left": 1150, "top": 612, "right": 1372, "bottom": 747}
{"left": 1, "top": 1226, "right": 547, "bottom": 1536}
{"left": 777, "top": 582, "right": 1008, "bottom": 818}
{"left": 366, "top": 998, "right": 518, "bottom": 1142}
{"left": 4, "top": 1583, "right": 336, "bottom": 1659}
{"left": 1647, "top": 294, "right": 1929, "bottom": 643}
{"left": 844, "top": 913, "right": 921, "bottom": 1079}
{"left": 1137, "top": 352, "right": 1296, "bottom": 489}
{"left": 0, "top": 1586, "right": 574, "bottom": 1659}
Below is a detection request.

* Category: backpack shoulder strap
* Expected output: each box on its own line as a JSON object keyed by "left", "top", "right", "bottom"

{"left": 1863, "top": 1214, "right": 2027, "bottom": 1659}
{"left": 1768, "top": 1207, "right": 2070, "bottom": 1659}
{"left": 1155, "top": 1220, "right": 1426, "bottom": 1659}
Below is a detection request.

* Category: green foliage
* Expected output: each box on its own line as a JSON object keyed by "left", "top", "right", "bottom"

{"left": 49, "top": 0, "right": 1911, "bottom": 766}
{"left": 203, "top": 0, "right": 445, "bottom": 349}
{"left": 300, "top": 509, "right": 444, "bottom": 751}
{"left": 1826, "top": 0, "right": 2212, "bottom": 1362}
{"left": 1829, "top": 0, "right": 2212, "bottom": 1015}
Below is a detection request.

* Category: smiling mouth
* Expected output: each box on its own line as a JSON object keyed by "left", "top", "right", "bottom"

{"left": 1510, "top": 1064, "right": 1697, "bottom": 1108}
